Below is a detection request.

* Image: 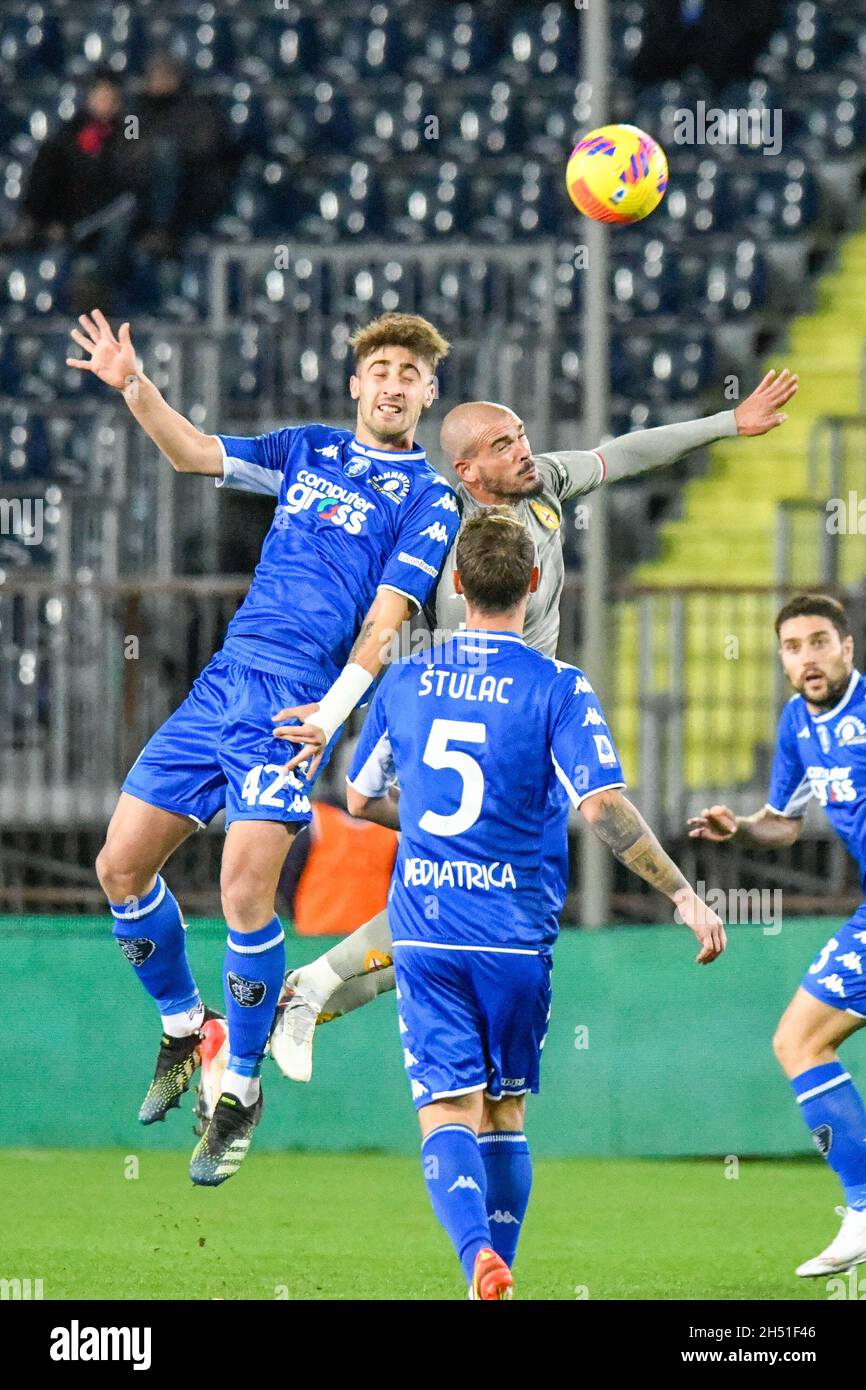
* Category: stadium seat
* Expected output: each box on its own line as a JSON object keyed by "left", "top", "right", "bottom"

{"left": 503, "top": 3, "right": 580, "bottom": 78}
{"left": 0, "top": 252, "right": 70, "bottom": 317}
{"left": 383, "top": 164, "right": 470, "bottom": 241}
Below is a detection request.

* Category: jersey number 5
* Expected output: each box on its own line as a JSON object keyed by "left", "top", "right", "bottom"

{"left": 419, "top": 718, "right": 486, "bottom": 837}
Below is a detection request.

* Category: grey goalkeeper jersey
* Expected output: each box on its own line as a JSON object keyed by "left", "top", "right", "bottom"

{"left": 429, "top": 409, "right": 738, "bottom": 658}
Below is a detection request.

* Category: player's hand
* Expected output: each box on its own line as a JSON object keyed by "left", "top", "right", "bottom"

{"left": 673, "top": 888, "right": 728, "bottom": 964}
{"left": 687, "top": 805, "right": 738, "bottom": 842}
{"left": 733, "top": 368, "right": 798, "bottom": 436}
{"left": 272, "top": 702, "right": 326, "bottom": 777}
{"left": 66, "top": 310, "right": 138, "bottom": 390}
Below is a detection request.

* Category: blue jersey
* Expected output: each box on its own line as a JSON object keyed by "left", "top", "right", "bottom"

{"left": 215, "top": 425, "right": 460, "bottom": 687}
{"left": 347, "top": 630, "right": 626, "bottom": 952}
{"left": 768, "top": 671, "right": 866, "bottom": 889}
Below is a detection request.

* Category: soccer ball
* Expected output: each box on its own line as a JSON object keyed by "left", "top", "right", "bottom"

{"left": 566, "top": 124, "right": 669, "bottom": 224}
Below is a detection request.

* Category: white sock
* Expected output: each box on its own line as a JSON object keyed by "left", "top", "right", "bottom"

{"left": 161, "top": 1003, "right": 205, "bottom": 1038}
{"left": 222, "top": 1070, "right": 261, "bottom": 1107}
{"left": 297, "top": 957, "right": 344, "bottom": 1010}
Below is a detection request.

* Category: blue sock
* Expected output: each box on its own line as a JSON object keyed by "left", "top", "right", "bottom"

{"left": 792, "top": 1062, "right": 866, "bottom": 1210}
{"left": 478, "top": 1131, "right": 533, "bottom": 1267}
{"left": 422, "top": 1124, "right": 492, "bottom": 1284}
{"left": 110, "top": 876, "right": 200, "bottom": 1014}
{"left": 223, "top": 916, "right": 285, "bottom": 1077}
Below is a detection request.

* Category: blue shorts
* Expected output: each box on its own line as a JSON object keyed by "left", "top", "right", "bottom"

{"left": 801, "top": 903, "right": 866, "bottom": 1018}
{"left": 393, "top": 943, "right": 552, "bottom": 1109}
{"left": 122, "top": 653, "right": 335, "bottom": 829}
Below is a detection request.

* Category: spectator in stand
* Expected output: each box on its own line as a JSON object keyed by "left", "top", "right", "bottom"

{"left": 125, "top": 52, "right": 237, "bottom": 258}
{"left": 6, "top": 70, "right": 136, "bottom": 303}
{"left": 631, "top": 0, "right": 783, "bottom": 89}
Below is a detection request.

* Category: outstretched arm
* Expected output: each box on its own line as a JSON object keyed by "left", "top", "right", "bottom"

{"left": 580, "top": 787, "right": 727, "bottom": 963}
{"left": 273, "top": 586, "right": 412, "bottom": 776}
{"left": 67, "top": 310, "right": 222, "bottom": 475}
{"left": 687, "top": 803, "right": 804, "bottom": 849}
{"left": 539, "top": 368, "right": 799, "bottom": 498}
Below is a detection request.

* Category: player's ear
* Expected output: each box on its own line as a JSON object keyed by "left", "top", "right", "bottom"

{"left": 529, "top": 565, "right": 540, "bottom": 594}
{"left": 349, "top": 374, "right": 361, "bottom": 401}
{"left": 452, "top": 456, "right": 472, "bottom": 484}
{"left": 453, "top": 570, "right": 464, "bottom": 595}
{"left": 422, "top": 375, "right": 437, "bottom": 409}
{"left": 843, "top": 634, "right": 855, "bottom": 663}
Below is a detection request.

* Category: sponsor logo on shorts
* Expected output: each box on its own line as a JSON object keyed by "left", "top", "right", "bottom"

{"left": 117, "top": 937, "right": 156, "bottom": 967}
{"left": 226, "top": 972, "right": 267, "bottom": 1008}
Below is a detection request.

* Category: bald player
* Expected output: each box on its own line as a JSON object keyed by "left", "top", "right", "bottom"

{"left": 270, "top": 369, "right": 799, "bottom": 1082}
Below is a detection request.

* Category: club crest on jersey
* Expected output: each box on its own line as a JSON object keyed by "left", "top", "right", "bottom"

{"left": 117, "top": 937, "right": 155, "bottom": 967}
{"left": 835, "top": 714, "right": 866, "bottom": 746}
{"left": 344, "top": 455, "right": 371, "bottom": 478}
{"left": 227, "top": 972, "right": 267, "bottom": 1008}
{"left": 369, "top": 470, "right": 410, "bottom": 504}
{"left": 529, "top": 498, "right": 560, "bottom": 530}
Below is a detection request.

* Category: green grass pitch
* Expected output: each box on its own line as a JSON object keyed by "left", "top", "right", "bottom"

{"left": 0, "top": 1147, "right": 852, "bottom": 1300}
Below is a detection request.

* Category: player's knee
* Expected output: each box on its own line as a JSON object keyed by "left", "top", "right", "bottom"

{"left": 220, "top": 875, "right": 273, "bottom": 932}
{"left": 484, "top": 1097, "right": 525, "bottom": 1132}
{"left": 95, "top": 842, "right": 142, "bottom": 904}
{"left": 772, "top": 1020, "right": 802, "bottom": 1072}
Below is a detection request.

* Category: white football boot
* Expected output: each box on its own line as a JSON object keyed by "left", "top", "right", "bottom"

{"left": 269, "top": 969, "right": 320, "bottom": 1083}
{"left": 796, "top": 1205, "right": 866, "bottom": 1277}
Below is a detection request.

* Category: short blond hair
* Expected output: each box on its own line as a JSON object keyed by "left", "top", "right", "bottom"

{"left": 349, "top": 313, "right": 450, "bottom": 372}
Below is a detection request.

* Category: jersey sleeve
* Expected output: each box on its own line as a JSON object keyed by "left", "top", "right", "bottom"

{"left": 215, "top": 427, "right": 297, "bottom": 497}
{"left": 548, "top": 666, "right": 626, "bottom": 806}
{"left": 767, "top": 703, "right": 812, "bottom": 817}
{"left": 346, "top": 678, "right": 396, "bottom": 800}
{"left": 533, "top": 450, "right": 605, "bottom": 503}
{"left": 378, "top": 479, "right": 461, "bottom": 611}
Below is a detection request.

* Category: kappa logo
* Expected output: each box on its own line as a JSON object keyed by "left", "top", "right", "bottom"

{"left": 448, "top": 1175, "right": 483, "bottom": 1193}
{"left": 582, "top": 707, "right": 606, "bottom": 727}
{"left": 420, "top": 521, "right": 450, "bottom": 544}
{"left": 489, "top": 1209, "right": 520, "bottom": 1225}
{"left": 432, "top": 492, "right": 459, "bottom": 512}
{"left": 817, "top": 725, "right": 832, "bottom": 755}
{"left": 812, "top": 1123, "right": 833, "bottom": 1157}
{"left": 315, "top": 444, "right": 340, "bottom": 460}
{"left": 226, "top": 972, "right": 267, "bottom": 1008}
{"left": 117, "top": 937, "right": 156, "bottom": 967}
{"left": 573, "top": 674, "right": 593, "bottom": 694}
{"left": 797, "top": 725, "right": 811, "bottom": 739}
{"left": 369, "top": 470, "right": 410, "bottom": 504}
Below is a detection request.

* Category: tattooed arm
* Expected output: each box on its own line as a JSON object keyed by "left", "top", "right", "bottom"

{"left": 580, "top": 787, "right": 727, "bottom": 963}
{"left": 273, "top": 587, "right": 412, "bottom": 775}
